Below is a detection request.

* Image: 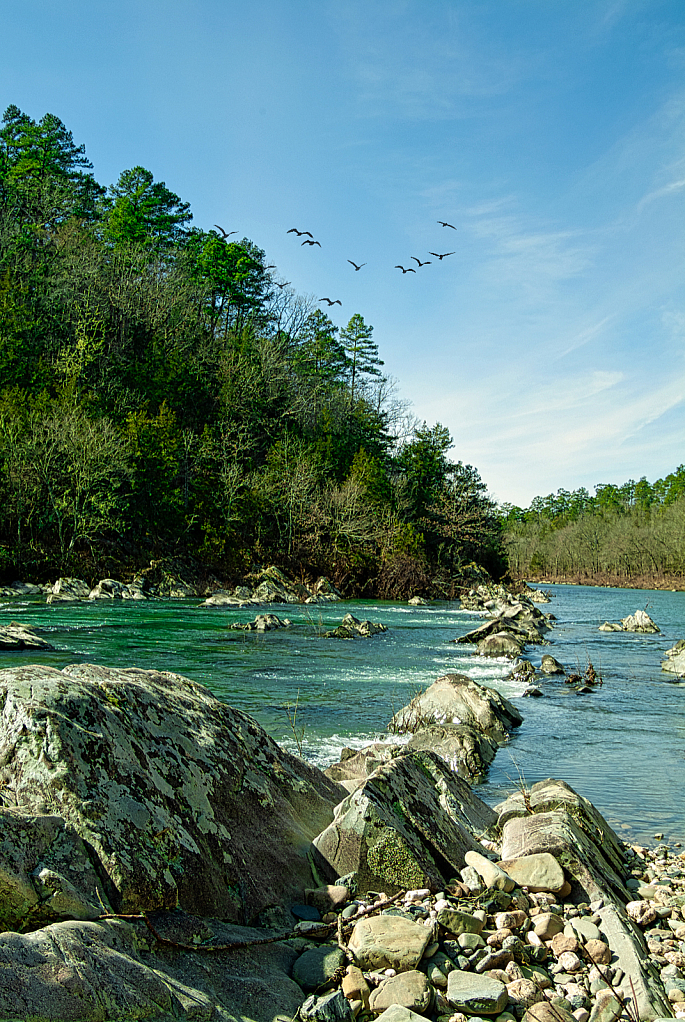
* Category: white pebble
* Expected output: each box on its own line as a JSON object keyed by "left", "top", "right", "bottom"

{"left": 384, "top": 968, "right": 396, "bottom": 977}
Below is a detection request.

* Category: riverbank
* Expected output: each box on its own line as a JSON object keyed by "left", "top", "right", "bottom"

{"left": 0, "top": 660, "right": 682, "bottom": 1021}
{"left": 514, "top": 572, "right": 685, "bottom": 592}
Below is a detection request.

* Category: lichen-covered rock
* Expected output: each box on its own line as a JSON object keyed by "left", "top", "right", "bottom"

{"left": 0, "top": 810, "right": 109, "bottom": 932}
{"left": 0, "top": 913, "right": 305, "bottom": 1022}
{"left": 405, "top": 723, "right": 498, "bottom": 781}
{"left": 0, "top": 622, "right": 54, "bottom": 651}
{"left": 231, "top": 613, "right": 291, "bottom": 631}
{"left": 0, "top": 663, "right": 343, "bottom": 922}
{"left": 390, "top": 673, "right": 522, "bottom": 743}
{"left": 313, "top": 750, "right": 496, "bottom": 895}
{"left": 323, "top": 614, "right": 387, "bottom": 639}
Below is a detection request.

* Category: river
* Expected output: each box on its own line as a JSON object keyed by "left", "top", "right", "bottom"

{"left": 2, "top": 583, "right": 683, "bottom": 845}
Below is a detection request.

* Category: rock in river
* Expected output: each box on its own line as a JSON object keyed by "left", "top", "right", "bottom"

{"left": 0, "top": 622, "right": 54, "bottom": 651}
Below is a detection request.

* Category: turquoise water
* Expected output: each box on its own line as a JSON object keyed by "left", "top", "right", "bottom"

{"left": 2, "top": 585, "right": 683, "bottom": 845}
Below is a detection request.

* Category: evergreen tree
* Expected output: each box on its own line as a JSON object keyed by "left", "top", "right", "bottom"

{"left": 340, "top": 313, "right": 383, "bottom": 406}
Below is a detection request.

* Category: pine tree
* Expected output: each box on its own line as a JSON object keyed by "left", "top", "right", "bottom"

{"left": 340, "top": 313, "right": 383, "bottom": 407}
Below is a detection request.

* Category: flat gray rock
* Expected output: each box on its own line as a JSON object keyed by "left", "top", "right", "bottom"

{"left": 446, "top": 970, "right": 508, "bottom": 1015}
{"left": 369, "top": 970, "right": 433, "bottom": 1014}
{"left": 348, "top": 914, "right": 432, "bottom": 971}
{"left": 497, "top": 852, "right": 566, "bottom": 894}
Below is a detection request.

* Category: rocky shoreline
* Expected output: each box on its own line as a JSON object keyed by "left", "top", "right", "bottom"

{"left": 0, "top": 643, "right": 681, "bottom": 1019}
{"left": 0, "top": 572, "right": 682, "bottom": 1019}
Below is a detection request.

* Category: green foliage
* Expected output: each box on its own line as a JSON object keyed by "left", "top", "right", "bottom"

{"left": 104, "top": 166, "right": 192, "bottom": 248}
{"left": 0, "top": 102, "right": 500, "bottom": 593}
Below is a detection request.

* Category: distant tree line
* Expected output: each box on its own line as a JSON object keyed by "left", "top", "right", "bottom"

{"left": 0, "top": 104, "right": 503, "bottom": 594}
{"left": 502, "top": 468, "right": 685, "bottom": 581}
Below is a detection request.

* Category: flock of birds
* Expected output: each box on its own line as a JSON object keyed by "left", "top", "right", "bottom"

{"left": 213, "top": 220, "right": 459, "bottom": 310}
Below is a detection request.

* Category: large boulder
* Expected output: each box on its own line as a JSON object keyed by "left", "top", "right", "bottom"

{"left": 389, "top": 674, "right": 522, "bottom": 743}
{"left": 46, "top": 577, "right": 90, "bottom": 602}
{"left": 312, "top": 750, "right": 497, "bottom": 896}
{"left": 0, "top": 663, "right": 344, "bottom": 924}
{"left": 0, "top": 913, "right": 305, "bottom": 1022}
{"left": 405, "top": 724, "right": 498, "bottom": 781}
{"left": 477, "top": 631, "right": 525, "bottom": 656}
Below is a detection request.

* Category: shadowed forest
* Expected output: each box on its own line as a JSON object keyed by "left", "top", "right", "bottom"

{"left": 0, "top": 105, "right": 503, "bottom": 594}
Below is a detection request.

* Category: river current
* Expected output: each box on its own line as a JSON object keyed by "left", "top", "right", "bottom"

{"left": 2, "top": 584, "right": 683, "bottom": 845}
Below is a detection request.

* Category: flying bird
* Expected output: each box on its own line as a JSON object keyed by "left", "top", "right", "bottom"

{"left": 437, "top": 221, "right": 457, "bottom": 230}
{"left": 214, "top": 225, "right": 237, "bottom": 238}
{"left": 319, "top": 298, "right": 342, "bottom": 306}
{"left": 276, "top": 282, "right": 291, "bottom": 289}
{"left": 302, "top": 239, "right": 321, "bottom": 247}
{"left": 411, "top": 257, "right": 431, "bottom": 267}
{"left": 429, "top": 252, "right": 455, "bottom": 260}
{"left": 287, "top": 228, "right": 313, "bottom": 237}
{"left": 347, "top": 260, "right": 366, "bottom": 271}
{"left": 395, "top": 265, "right": 416, "bottom": 273}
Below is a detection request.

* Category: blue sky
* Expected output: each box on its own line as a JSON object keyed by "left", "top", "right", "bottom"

{"left": 2, "top": 0, "right": 683, "bottom": 505}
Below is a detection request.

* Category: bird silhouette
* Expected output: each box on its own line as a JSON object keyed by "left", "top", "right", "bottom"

{"left": 287, "top": 228, "right": 313, "bottom": 237}
{"left": 276, "top": 282, "right": 291, "bottom": 289}
{"left": 302, "top": 239, "right": 321, "bottom": 247}
{"left": 319, "top": 298, "right": 342, "bottom": 306}
{"left": 429, "top": 252, "right": 455, "bottom": 260}
{"left": 411, "top": 257, "right": 431, "bottom": 267}
{"left": 214, "top": 225, "right": 237, "bottom": 238}
{"left": 395, "top": 265, "right": 416, "bottom": 273}
{"left": 347, "top": 260, "right": 366, "bottom": 271}
{"left": 437, "top": 221, "right": 457, "bottom": 230}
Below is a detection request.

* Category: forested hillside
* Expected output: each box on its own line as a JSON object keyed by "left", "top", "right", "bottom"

{"left": 0, "top": 105, "right": 502, "bottom": 595}
{"left": 502, "top": 469, "right": 685, "bottom": 585}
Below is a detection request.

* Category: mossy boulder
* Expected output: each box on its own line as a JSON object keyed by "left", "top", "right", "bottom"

{"left": 0, "top": 663, "right": 344, "bottom": 924}
{"left": 312, "top": 749, "right": 496, "bottom": 896}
